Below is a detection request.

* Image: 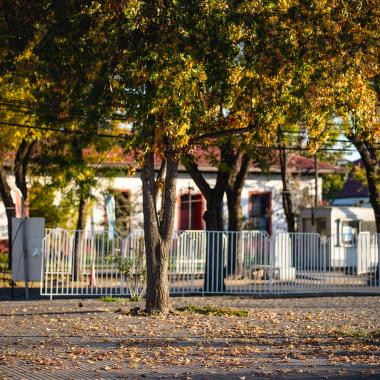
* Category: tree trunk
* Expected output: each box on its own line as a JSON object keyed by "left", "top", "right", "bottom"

{"left": 279, "top": 146, "right": 296, "bottom": 233}
{"left": 227, "top": 190, "right": 243, "bottom": 232}
{"left": 14, "top": 138, "right": 36, "bottom": 213}
{"left": 75, "top": 189, "right": 88, "bottom": 231}
{"left": 202, "top": 192, "right": 226, "bottom": 292}
{"left": 0, "top": 166, "right": 15, "bottom": 269}
{"left": 183, "top": 144, "right": 234, "bottom": 293}
{"left": 350, "top": 139, "right": 380, "bottom": 233}
{"left": 142, "top": 146, "right": 178, "bottom": 314}
{"left": 144, "top": 230, "right": 171, "bottom": 313}
{"left": 226, "top": 153, "right": 251, "bottom": 275}
{"left": 73, "top": 184, "right": 89, "bottom": 279}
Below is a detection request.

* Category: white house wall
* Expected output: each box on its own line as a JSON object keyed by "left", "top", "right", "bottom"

{"left": 242, "top": 174, "right": 321, "bottom": 232}
{"left": 0, "top": 172, "right": 322, "bottom": 236}
{"left": 330, "top": 207, "right": 376, "bottom": 235}
{"left": 89, "top": 172, "right": 321, "bottom": 235}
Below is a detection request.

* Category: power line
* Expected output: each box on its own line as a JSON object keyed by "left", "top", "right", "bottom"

{"left": 2, "top": 96, "right": 378, "bottom": 144}
{"left": 0, "top": 96, "right": 129, "bottom": 122}
{"left": 0, "top": 120, "right": 130, "bottom": 141}
{"left": 192, "top": 123, "right": 379, "bottom": 146}
{"left": 279, "top": 129, "right": 380, "bottom": 146}
{"left": 0, "top": 119, "right": 367, "bottom": 153}
{"left": 0, "top": 121, "right": 380, "bottom": 153}
{"left": 2, "top": 119, "right": 380, "bottom": 153}
{"left": 0, "top": 95, "right": 370, "bottom": 130}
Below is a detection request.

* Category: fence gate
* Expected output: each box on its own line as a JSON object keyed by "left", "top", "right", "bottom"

{"left": 41, "top": 229, "right": 380, "bottom": 298}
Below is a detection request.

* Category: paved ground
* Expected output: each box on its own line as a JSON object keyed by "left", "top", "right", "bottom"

{"left": 0, "top": 296, "right": 379, "bottom": 379}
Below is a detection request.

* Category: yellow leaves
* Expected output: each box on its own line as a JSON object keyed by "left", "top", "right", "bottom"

{"left": 77, "top": 168, "right": 95, "bottom": 182}
{"left": 230, "top": 67, "right": 243, "bottom": 85}
{"left": 353, "top": 165, "right": 367, "bottom": 187}
{"left": 199, "top": 71, "right": 207, "bottom": 82}
{"left": 0, "top": 72, "right": 40, "bottom": 152}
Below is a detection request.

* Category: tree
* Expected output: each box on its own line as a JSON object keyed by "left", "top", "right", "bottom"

{"left": 344, "top": 78, "right": 380, "bottom": 232}
{"left": 282, "top": 1, "right": 380, "bottom": 231}
{"left": 32, "top": 0, "right": 212, "bottom": 313}
{"left": 124, "top": 3, "right": 209, "bottom": 312}
{"left": 0, "top": 67, "right": 40, "bottom": 268}
{"left": 29, "top": 181, "right": 76, "bottom": 229}
{"left": 240, "top": 0, "right": 379, "bottom": 233}
{"left": 184, "top": 139, "right": 272, "bottom": 285}
{"left": 183, "top": 142, "right": 234, "bottom": 292}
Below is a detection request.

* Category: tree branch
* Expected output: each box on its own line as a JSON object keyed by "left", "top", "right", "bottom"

{"left": 182, "top": 157, "right": 211, "bottom": 199}
{"left": 160, "top": 146, "right": 178, "bottom": 240}
{"left": 234, "top": 153, "right": 251, "bottom": 193}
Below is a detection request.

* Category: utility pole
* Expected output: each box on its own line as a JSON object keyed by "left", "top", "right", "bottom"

{"left": 21, "top": 197, "right": 29, "bottom": 300}
{"left": 188, "top": 183, "right": 192, "bottom": 230}
{"left": 314, "top": 153, "right": 319, "bottom": 207}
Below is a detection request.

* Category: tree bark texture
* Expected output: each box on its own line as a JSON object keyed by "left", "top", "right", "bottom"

{"left": 350, "top": 138, "right": 380, "bottom": 233}
{"left": 0, "top": 166, "right": 16, "bottom": 269}
{"left": 14, "top": 138, "right": 36, "bottom": 210}
{"left": 141, "top": 146, "right": 178, "bottom": 314}
{"left": 226, "top": 152, "right": 251, "bottom": 275}
{"left": 73, "top": 185, "right": 89, "bottom": 279}
{"left": 203, "top": 195, "right": 225, "bottom": 292}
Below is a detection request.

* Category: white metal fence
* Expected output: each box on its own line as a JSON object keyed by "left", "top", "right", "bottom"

{"left": 41, "top": 229, "right": 380, "bottom": 298}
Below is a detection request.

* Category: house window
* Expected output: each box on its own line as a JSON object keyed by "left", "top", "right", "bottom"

{"left": 114, "top": 190, "right": 131, "bottom": 233}
{"left": 249, "top": 192, "right": 271, "bottom": 234}
{"left": 179, "top": 193, "right": 203, "bottom": 230}
{"left": 341, "top": 220, "right": 360, "bottom": 246}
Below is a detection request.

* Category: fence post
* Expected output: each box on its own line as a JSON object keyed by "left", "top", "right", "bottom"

{"left": 269, "top": 235, "right": 274, "bottom": 293}
{"left": 40, "top": 234, "right": 46, "bottom": 296}
{"left": 322, "top": 236, "right": 326, "bottom": 292}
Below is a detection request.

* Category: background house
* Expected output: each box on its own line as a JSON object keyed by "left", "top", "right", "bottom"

{"left": 300, "top": 206, "right": 377, "bottom": 237}
{"left": 0, "top": 150, "right": 338, "bottom": 241}
{"left": 89, "top": 152, "right": 338, "bottom": 235}
{"left": 333, "top": 159, "right": 371, "bottom": 207}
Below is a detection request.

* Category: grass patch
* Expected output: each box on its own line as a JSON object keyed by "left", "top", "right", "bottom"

{"left": 334, "top": 329, "right": 367, "bottom": 339}
{"left": 177, "top": 305, "right": 248, "bottom": 317}
{"left": 333, "top": 328, "right": 380, "bottom": 340}
{"left": 100, "top": 296, "right": 130, "bottom": 303}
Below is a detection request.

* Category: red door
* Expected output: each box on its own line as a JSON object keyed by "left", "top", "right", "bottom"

{"left": 179, "top": 193, "right": 203, "bottom": 230}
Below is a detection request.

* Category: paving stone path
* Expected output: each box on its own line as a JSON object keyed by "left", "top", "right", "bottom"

{"left": 0, "top": 296, "right": 379, "bottom": 379}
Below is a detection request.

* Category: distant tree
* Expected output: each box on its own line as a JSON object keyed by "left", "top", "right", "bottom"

{"left": 288, "top": 1, "right": 380, "bottom": 230}
{"left": 344, "top": 79, "right": 380, "bottom": 232}
{"left": 28, "top": 181, "right": 76, "bottom": 229}
{"left": 318, "top": 149, "right": 351, "bottom": 204}
{"left": 0, "top": 61, "right": 41, "bottom": 268}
